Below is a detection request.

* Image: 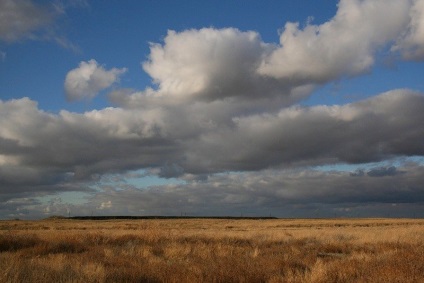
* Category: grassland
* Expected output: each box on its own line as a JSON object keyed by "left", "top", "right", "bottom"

{"left": 1, "top": 218, "right": 423, "bottom": 282}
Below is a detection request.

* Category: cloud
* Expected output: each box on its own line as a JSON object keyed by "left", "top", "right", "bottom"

{"left": 367, "top": 166, "right": 400, "bottom": 177}
{"left": 115, "top": 0, "right": 424, "bottom": 109}
{"left": 158, "top": 162, "right": 185, "bottom": 178}
{"left": 258, "top": 0, "right": 411, "bottom": 82}
{"left": 2, "top": 0, "right": 424, "bottom": 218}
{"left": 393, "top": 0, "right": 424, "bottom": 60}
{"left": 0, "top": 97, "right": 180, "bottom": 198}
{"left": 0, "top": 0, "right": 53, "bottom": 42}
{"left": 64, "top": 60, "right": 127, "bottom": 101}
{"left": 1, "top": 90, "right": 423, "bottom": 196}
{"left": 98, "top": 200, "right": 112, "bottom": 210}
{"left": 144, "top": 28, "right": 272, "bottom": 100}
{"left": 136, "top": 27, "right": 317, "bottom": 117}
{"left": 0, "top": 0, "right": 87, "bottom": 52}
{"left": 52, "top": 0, "right": 89, "bottom": 14}
{"left": 3, "top": 162, "right": 422, "bottom": 219}
{"left": 8, "top": 163, "right": 421, "bottom": 218}
{"left": 183, "top": 90, "right": 424, "bottom": 173}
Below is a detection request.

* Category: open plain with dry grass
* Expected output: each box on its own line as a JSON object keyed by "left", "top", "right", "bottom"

{"left": 1, "top": 218, "right": 424, "bottom": 282}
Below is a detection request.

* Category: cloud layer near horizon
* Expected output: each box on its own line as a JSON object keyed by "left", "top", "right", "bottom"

{"left": 1, "top": 0, "right": 424, "bottom": 218}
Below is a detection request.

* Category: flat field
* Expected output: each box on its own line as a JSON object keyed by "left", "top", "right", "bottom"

{"left": 1, "top": 218, "right": 424, "bottom": 282}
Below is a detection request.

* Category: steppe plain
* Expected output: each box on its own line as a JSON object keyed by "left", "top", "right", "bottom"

{"left": 1, "top": 218, "right": 423, "bottom": 282}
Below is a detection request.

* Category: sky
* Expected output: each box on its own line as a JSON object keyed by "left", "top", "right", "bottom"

{"left": 1, "top": 0, "right": 424, "bottom": 219}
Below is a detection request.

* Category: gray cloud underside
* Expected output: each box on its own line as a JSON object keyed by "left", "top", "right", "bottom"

{"left": 186, "top": 90, "right": 424, "bottom": 173}
{"left": 1, "top": 89, "right": 423, "bottom": 196}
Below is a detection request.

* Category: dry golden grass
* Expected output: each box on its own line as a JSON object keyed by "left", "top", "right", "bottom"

{"left": 1, "top": 218, "right": 423, "bottom": 282}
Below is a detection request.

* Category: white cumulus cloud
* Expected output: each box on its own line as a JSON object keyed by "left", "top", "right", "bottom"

{"left": 64, "top": 59, "right": 127, "bottom": 101}
{"left": 393, "top": 0, "right": 424, "bottom": 60}
{"left": 143, "top": 28, "right": 274, "bottom": 100}
{"left": 258, "top": 0, "right": 411, "bottom": 82}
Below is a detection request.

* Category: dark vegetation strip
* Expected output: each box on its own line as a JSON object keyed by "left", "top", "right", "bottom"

{"left": 67, "top": 216, "right": 278, "bottom": 220}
